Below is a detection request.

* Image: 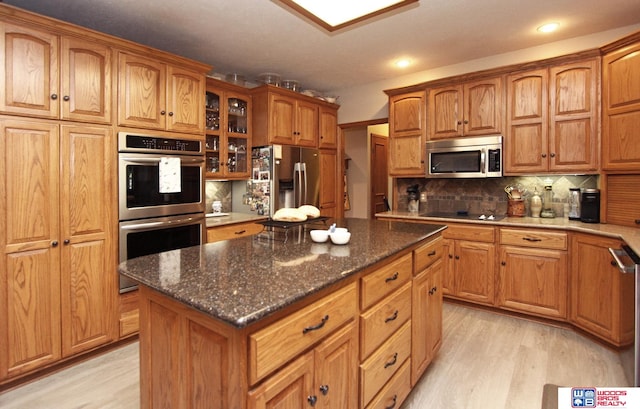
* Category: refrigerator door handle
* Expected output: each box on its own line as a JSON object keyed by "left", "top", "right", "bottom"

{"left": 294, "top": 162, "right": 303, "bottom": 207}
{"left": 301, "top": 162, "right": 307, "bottom": 206}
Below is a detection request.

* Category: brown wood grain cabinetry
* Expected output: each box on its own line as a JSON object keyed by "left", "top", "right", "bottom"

{"left": 118, "top": 52, "right": 204, "bottom": 134}
{"left": 0, "top": 22, "right": 113, "bottom": 123}
{"left": 319, "top": 106, "right": 338, "bottom": 149}
{"left": 0, "top": 118, "right": 117, "bottom": 381}
{"left": 411, "top": 237, "right": 443, "bottom": 386}
{"left": 498, "top": 228, "right": 568, "bottom": 319}
{"left": 442, "top": 224, "right": 496, "bottom": 305}
{"left": 428, "top": 77, "right": 503, "bottom": 139}
{"left": 319, "top": 149, "right": 338, "bottom": 219}
{"left": 207, "top": 221, "right": 264, "bottom": 243}
{"left": 252, "top": 86, "right": 322, "bottom": 147}
{"left": 569, "top": 233, "right": 635, "bottom": 347}
{"left": 505, "top": 58, "right": 599, "bottom": 174}
{"left": 602, "top": 41, "right": 640, "bottom": 171}
{"left": 604, "top": 174, "right": 640, "bottom": 227}
{"left": 388, "top": 91, "right": 427, "bottom": 176}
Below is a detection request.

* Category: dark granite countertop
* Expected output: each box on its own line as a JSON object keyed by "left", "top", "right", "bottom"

{"left": 118, "top": 218, "right": 446, "bottom": 328}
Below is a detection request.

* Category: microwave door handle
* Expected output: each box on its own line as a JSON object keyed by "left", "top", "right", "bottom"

{"left": 480, "top": 150, "right": 486, "bottom": 174}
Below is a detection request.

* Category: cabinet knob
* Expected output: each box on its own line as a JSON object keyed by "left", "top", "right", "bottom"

{"left": 51, "top": 240, "right": 59, "bottom": 247}
{"left": 64, "top": 239, "right": 70, "bottom": 245}
{"left": 168, "top": 111, "right": 174, "bottom": 116}
{"left": 501, "top": 261, "right": 506, "bottom": 266}
{"left": 319, "top": 385, "right": 329, "bottom": 396}
{"left": 63, "top": 95, "right": 70, "bottom": 101}
{"left": 307, "top": 395, "right": 317, "bottom": 406}
{"left": 455, "top": 255, "right": 460, "bottom": 260}
{"left": 51, "top": 94, "right": 58, "bottom": 100}
{"left": 457, "top": 120, "right": 462, "bottom": 125}
{"left": 635, "top": 219, "right": 640, "bottom": 225}
{"left": 550, "top": 152, "right": 556, "bottom": 158}
{"left": 611, "top": 260, "right": 617, "bottom": 267}
{"left": 160, "top": 110, "right": 166, "bottom": 115}
{"left": 463, "top": 120, "right": 468, "bottom": 124}
{"left": 541, "top": 153, "right": 547, "bottom": 158}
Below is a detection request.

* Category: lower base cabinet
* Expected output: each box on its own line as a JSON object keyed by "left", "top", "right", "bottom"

{"left": 570, "top": 233, "right": 635, "bottom": 346}
{"left": 207, "top": 221, "right": 264, "bottom": 243}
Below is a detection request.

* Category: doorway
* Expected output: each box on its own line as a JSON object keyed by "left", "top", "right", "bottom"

{"left": 370, "top": 133, "right": 389, "bottom": 218}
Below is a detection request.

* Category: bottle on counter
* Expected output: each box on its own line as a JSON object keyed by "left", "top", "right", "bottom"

{"left": 530, "top": 188, "right": 542, "bottom": 218}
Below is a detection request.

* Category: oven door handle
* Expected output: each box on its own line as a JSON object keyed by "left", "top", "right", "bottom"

{"left": 123, "top": 157, "right": 205, "bottom": 165}
{"left": 608, "top": 247, "right": 636, "bottom": 274}
{"left": 121, "top": 216, "right": 204, "bottom": 232}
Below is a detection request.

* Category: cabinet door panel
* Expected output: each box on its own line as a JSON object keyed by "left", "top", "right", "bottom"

{"left": 389, "top": 134, "right": 425, "bottom": 176}
{"left": 1, "top": 119, "right": 61, "bottom": 379}
{"left": 318, "top": 107, "right": 337, "bottom": 149}
{"left": 118, "top": 53, "right": 165, "bottom": 129}
{"left": 319, "top": 149, "right": 337, "bottom": 217}
{"left": 315, "top": 322, "right": 358, "bottom": 409}
{"left": 464, "top": 78, "right": 502, "bottom": 136}
{"left": 268, "top": 94, "right": 295, "bottom": 144}
{"left": 248, "top": 352, "right": 314, "bottom": 409}
{"left": 167, "top": 65, "right": 204, "bottom": 133}
{"left": 296, "top": 100, "right": 318, "bottom": 147}
{"left": 60, "top": 125, "right": 116, "bottom": 356}
{"left": 455, "top": 241, "right": 495, "bottom": 305}
{"left": 391, "top": 92, "right": 425, "bottom": 136}
{"left": 60, "top": 37, "right": 112, "bottom": 123}
{"left": 429, "top": 86, "right": 461, "bottom": 139}
{"left": 0, "top": 22, "right": 59, "bottom": 118}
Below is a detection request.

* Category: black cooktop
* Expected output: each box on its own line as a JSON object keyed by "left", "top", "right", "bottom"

{"left": 420, "top": 211, "right": 505, "bottom": 221}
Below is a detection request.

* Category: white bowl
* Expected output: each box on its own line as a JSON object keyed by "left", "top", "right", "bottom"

{"left": 310, "top": 229, "right": 329, "bottom": 243}
{"left": 329, "top": 231, "right": 351, "bottom": 245}
{"left": 331, "top": 227, "right": 348, "bottom": 234}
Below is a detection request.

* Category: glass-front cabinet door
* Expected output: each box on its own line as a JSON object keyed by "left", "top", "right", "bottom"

{"left": 205, "top": 81, "right": 251, "bottom": 179}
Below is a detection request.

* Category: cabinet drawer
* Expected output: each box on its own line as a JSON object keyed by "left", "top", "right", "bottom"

{"left": 360, "top": 321, "right": 411, "bottom": 407}
{"left": 414, "top": 236, "right": 443, "bottom": 273}
{"left": 442, "top": 224, "right": 495, "bottom": 242}
{"left": 249, "top": 282, "right": 357, "bottom": 384}
{"left": 207, "top": 221, "right": 263, "bottom": 243}
{"left": 361, "top": 253, "right": 412, "bottom": 310}
{"left": 365, "top": 358, "right": 411, "bottom": 409}
{"left": 360, "top": 282, "right": 412, "bottom": 360}
{"left": 500, "top": 228, "right": 567, "bottom": 250}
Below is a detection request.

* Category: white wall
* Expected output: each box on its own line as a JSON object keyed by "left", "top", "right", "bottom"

{"left": 331, "top": 24, "right": 640, "bottom": 124}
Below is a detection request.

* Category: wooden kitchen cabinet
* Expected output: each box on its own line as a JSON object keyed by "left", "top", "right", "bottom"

{"left": 118, "top": 52, "right": 205, "bottom": 134}
{"left": 0, "top": 118, "right": 117, "bottom": 381}
{"left": 411, "top": 238, "right": 443, "bottom": 386}
{"left": 388, "top": 91, "right": 427, "bottom": 176}
{"left": 602, "top": 40, "right": 640, "bottom": 171}
{"left": 252, "top": 86, "right": 327, "bottom": 147}
{"left": 428, "top": 77, "right": 503, "bottom": 139}
{"left": 249, "top": 321, "right": 358, "bottom": 409}
{"left": 318, "top": 106, "right": 338, "bottom": 149}
{"left": 0, "top": 22, "right": 113, "bottom": 123}
{"left": 319, "top": 149, "right": 339, "bottom": 219}
{"left": 442, "top": 223, "right": 496, "bottom": 305}
{"left": 498, "top": 228, "right": 568, "bottom": 319}
{"left": 569, "top": 233, "right": 635, "bottom": 347}
{"left": 505, "top": 58, "right": 599, "bottom": 174}
{"left": 207, "top": 221, "right": 264, "bottom": 243}
{"left": 603, "top": 174, "right": 640, "bottom": 227}
{"left": 205, "top": 78, "right": 252, "bottom": 179}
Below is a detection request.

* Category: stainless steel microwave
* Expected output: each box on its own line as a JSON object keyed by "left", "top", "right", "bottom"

{"left": 426, "top": 135, "right": 503, "bottom": 178}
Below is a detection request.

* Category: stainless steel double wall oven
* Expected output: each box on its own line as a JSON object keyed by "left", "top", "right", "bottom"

{"left": 118, "top": 132, "right": 206, "bottom": 293}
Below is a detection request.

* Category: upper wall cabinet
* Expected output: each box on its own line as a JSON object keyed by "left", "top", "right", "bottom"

{"left": 388, "top": 91, "right": 427, "bottom": 176}
{"left": 602, "top": 41, "right": 640, "bottom": 171}
{"left": 428, "top": 77, "right": 503, "bottom": 140}
{"left": 118, "top": 52, "right": 205, "bottom": 134}
{"left": 505, "top": 58, "right": 599, "bottom": 174}
{"left": 0, "top": 22, "right": 113, "bottom": 123}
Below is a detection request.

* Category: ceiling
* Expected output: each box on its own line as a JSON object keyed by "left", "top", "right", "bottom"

{"left": 4, "top": 0, "right": 640, "bottom": 93}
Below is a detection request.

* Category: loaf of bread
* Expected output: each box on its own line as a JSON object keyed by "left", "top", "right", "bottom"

{"left": 272, "top": 207, "right": 307, "bottom": 222}
{"left": 298, "top": 205, "right": 320, "bottom": 218}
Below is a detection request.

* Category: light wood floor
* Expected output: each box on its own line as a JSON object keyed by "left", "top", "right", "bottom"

{"left": 0, "top": 303, "right": 629, "bottom": 409}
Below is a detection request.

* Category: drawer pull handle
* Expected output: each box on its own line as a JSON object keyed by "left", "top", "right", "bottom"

{"left": 234, "top": 230, "right": 246, "bottom": 235}
{"left": 307, "top": 395, "right": 317, "bottom": 406}
{"left": 385, "top": 272, "right": 399, "bottom": 283}
{"left": 385, "top": 310, "right": 399, "bottom": 323}
{"left": 522, "top": 237, "right": 542, "bottom": 242}
{"left": 384, "top": 352, "right": 398, "bottom": 369}
{"left": 385, "top": 394, "right": 398, "bottom": 409}
{"left": 319, "top": 385, "right": 329, "bottom": 395}
{"left": 303, "top": 315, "right": 329, "bottom": 334}
{"left": 635, "top": 219, "right": 640, "bottom": 225}
{"left": 429, "top": 286, "right": 437, "bottom": 295}
{"left": 428, "top": 250, "right": 436, "bottom": 256}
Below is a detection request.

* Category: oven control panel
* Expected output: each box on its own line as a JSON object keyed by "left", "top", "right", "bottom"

{"left": 118, "top": 133, "right": 203, "bottom": 154}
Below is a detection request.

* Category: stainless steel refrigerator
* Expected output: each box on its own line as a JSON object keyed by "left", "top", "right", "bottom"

{"left": 249, "top": 145, "right": 320, "bottom": 217}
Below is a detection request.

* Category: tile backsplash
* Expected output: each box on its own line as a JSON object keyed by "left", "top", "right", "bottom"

{"left": 205, "top": 180, "right": 232, "bottom": 213}
{"left": 396, "top": 175, "right": 598, "bottom": 217}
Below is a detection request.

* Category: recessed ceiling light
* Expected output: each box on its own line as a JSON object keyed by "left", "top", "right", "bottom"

{"left": 537, "top": 22, "right": 560, "bottom": 33}
{"left": 280, "top": 0, "right": 419, "bottom": 32}
{"left": 395, "top": 59, "right": 412, "bottom": 68}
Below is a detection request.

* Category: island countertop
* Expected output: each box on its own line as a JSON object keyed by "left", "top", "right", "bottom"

{"left": 118, "top": 218, "right": 446, "bottom": 328}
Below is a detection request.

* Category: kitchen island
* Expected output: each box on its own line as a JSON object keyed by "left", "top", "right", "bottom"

{"left": 119, "top": 218, "right": 446, "bottom": 409}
